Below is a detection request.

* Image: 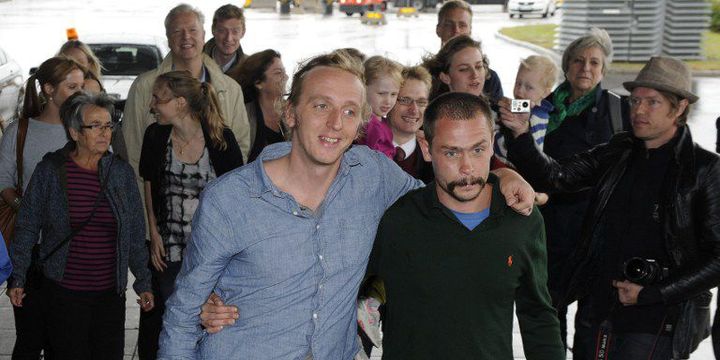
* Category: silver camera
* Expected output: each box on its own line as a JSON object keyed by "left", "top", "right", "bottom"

{"left": 511, "top": 99, "right": 531, "bottom": 113}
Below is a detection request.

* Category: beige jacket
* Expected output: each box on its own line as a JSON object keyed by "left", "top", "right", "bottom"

{"left": 122, "top": 53, "right": 251, "bottom": 177}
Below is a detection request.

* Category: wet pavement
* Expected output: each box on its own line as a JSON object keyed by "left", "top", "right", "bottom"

{"left": 0, "top": 1, "right": 718, "bottom": 358}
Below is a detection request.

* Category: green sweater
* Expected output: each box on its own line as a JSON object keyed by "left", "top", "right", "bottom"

{"left": 367, "top": 174, "right": 564, "bottom": 360}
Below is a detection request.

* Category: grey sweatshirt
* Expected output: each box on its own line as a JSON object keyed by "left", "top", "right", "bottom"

{"left": 0, "top": 118, "right": 67, "bottom": 192}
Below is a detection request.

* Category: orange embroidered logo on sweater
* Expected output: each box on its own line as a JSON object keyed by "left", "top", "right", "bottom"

{"left": 507, "top": 255, "right": 513, "bottom": 267}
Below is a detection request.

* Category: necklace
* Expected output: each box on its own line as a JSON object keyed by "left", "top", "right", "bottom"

{"left": 172, "top": 127, "right": 201, "bottom": 155}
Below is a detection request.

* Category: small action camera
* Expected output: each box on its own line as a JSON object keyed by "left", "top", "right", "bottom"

{"left": 511, "top": 99, "right": 531, "bottom": 113}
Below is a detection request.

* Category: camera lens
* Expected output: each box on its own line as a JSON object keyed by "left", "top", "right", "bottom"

{"left": 624, "top": 258, "right": 649, "bottom": 282}
{"left": 522, "top": 101, "right": 529, "bottom": 108}
{"left": 622, "top": 257, "right": 666, "bottom": 285}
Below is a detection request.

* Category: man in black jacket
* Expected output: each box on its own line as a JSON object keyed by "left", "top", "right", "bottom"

{"left": 503, "top": 56, "right": 720, "bottom": 359}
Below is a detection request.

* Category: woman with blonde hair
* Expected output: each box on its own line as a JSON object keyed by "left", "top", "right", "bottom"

{"left": 0, "top": 56, "right": 84, "bottom": 358}
{"left": 57, "top": 40, "right": 104, "bottom": 94}
{"left": 137, "top": 70, "right": 243, "bottom": 359}
{"left": 57, "top": 40, "right": 102, "bottom": 81}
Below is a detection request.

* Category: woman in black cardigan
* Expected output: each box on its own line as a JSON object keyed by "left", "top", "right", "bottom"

{"left": 137, "top": 70, "right": 243, "bottom": 359}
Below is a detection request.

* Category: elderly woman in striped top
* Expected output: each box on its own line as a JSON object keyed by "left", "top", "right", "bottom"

{"left": 9, "top": 92, "right": 153, "bottom": 360}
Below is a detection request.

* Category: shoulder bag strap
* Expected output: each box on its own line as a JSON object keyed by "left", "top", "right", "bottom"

{"left": 607, "top": 91, "right": 624, "bottom": 135}
{"left": 38, "top": 156, "right": 115, "bottom": 264}
{"left": 15, "top": 117, "right": 29, "bottom": 196}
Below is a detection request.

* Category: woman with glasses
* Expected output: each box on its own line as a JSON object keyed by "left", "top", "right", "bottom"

{"left": 0, "top": 56, "right": 85, "bottom": 359}
{"left": 8, "top": 92, "right": 154, "bottom": 360}
{"left": 137, "top": 70, "right": 243, "bottom": 359}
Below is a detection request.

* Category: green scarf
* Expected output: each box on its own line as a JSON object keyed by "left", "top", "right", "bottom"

{"left": 547, "top": 82, "right": 600, "bottom": 134}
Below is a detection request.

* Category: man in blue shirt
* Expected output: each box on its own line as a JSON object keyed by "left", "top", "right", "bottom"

{"left": 158, "top": 50, "right": 535, "bottom": 359}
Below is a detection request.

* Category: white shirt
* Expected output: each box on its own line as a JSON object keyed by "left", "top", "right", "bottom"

{"left": 392, "top": 138, "right": 417, "bottom": 160}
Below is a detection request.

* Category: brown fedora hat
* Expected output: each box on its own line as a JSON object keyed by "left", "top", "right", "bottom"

{"left": 623, "top": 56, "right": 698, "bottom": 104}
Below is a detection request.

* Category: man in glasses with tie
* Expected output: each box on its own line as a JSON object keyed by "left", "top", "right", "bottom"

{"left": 387, "top": 65, "right": 434, "bottom": 184}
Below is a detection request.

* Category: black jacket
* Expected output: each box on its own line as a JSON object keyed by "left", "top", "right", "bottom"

{"left": 537, "top": 85, "right": 630, "bottom": 292}
{"left": 139, "top": 122, "right": 244, "bottom": 221}
{"left": 507, "top": 126, "right": 720, "bottom": 358}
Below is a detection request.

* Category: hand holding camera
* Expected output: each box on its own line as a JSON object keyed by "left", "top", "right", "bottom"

{"left": 613, "top": 280, "right": 643, "bottom": 306}
{"left": 613, "top": 258, "right": 669, "bottom": 306}
{"left": 497, "top": 97, "right": 533, "bottom": 139}
{"left": 510, "top": 99, "right": 532, "bottom": 113}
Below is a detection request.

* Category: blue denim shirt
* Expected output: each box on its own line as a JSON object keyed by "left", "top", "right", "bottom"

{"left": 158, "top": 142, "right": 422, "bottom": 360}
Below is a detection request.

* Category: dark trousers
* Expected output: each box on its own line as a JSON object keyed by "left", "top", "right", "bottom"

{"left": 137, "top": 261, "right": 182, "bottom": 360}
{"left": 573, "top": 300, "right": 675, "bottom": 360}
{"left": 12, "top": 284, "right": 53, "bottom": 360}
{"left": 549, "top": 288, "right": 569, "bottom": 352}
{"left": 45, "top": 281, "right": 125, "bottom": 360}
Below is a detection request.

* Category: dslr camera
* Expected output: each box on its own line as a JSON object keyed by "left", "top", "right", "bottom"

{"left": 511, "top": 99, "right": 531, "bottom": 113}
{"left": 622, "top": 257, "right": 669, "bottom": 286}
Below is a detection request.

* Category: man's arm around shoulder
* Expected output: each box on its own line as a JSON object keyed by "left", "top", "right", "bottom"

{"left": 157, "top": 187, "right": 242, "bottom": 359}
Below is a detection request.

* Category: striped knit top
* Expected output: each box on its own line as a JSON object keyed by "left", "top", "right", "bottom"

{"left": 59, "top": 159, "right": 117, "bottom": 292}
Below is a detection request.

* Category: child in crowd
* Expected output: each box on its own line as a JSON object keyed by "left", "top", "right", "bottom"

{"left": 354, "top": 57, "right": 404, "bottom": 357}
{"left": 494, "top": 55, "right": 558, "bottom": 166}
{"left": 356, "top": 56, "right": 403, "bottom": 159}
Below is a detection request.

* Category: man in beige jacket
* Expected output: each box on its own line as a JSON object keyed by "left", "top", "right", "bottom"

{"left": 123, "top": 3, "right": 250, "bottom": 177}
{"left": 124, "top": 7, "right": 249, "bottom": 358}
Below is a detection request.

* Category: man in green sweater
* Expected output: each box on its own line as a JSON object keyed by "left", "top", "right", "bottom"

{"left": 367, "top": 92, "right": 564, "bottom": 359}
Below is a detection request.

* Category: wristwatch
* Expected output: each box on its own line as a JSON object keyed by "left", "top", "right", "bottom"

{"left": 11, "top": 197, "right": 21, "bottom": 211}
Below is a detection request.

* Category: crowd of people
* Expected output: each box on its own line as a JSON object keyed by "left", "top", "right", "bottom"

{"left": 0, "top": 1, "right": 718, "bottom": 360}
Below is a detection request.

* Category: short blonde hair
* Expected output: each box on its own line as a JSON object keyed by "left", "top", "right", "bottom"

{"left": 438, "top": 0, "right": 472, "bottom": 24}
{"left": 212, "top": 4, "right": 245, "bottom": 31}
{"left": 57, "top": 40, "right": 103, "bottom": 81}
{"left": 281, "top": 50, "right": 371, "bottom": 139}
{"left": 364, "top": 56, "right": 403, "bottom": 87}
{"left": 519, "top": 55, "right": 558, "bottom": 92}
{"left": 402, "top": 65, "right": 432, "bottom": 91}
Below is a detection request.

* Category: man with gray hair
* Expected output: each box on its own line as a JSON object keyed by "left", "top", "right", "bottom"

{"left": 123, "top": 3, "right": 251, "bottom": 169}
{"left": 503, "top": 56, "right": 720, "bottom": 359}
{"left": 123, "top": 4, "right": 250, "bottom": 359}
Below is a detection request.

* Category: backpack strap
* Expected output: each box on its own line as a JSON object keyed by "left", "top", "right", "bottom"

{"left": 607, "top": 91, "right": 624, "bottom": 135}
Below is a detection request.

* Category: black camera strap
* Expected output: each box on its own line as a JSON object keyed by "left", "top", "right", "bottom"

{"left": 594, "top": 319, "right": 613, "bottom": 360}
{"left": 645, "top": 314, "right": 668, "bottom": 360}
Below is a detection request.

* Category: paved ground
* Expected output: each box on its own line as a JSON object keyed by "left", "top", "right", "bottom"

{"left": 1, "top": 279, "right": 716, "bottom": 359}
